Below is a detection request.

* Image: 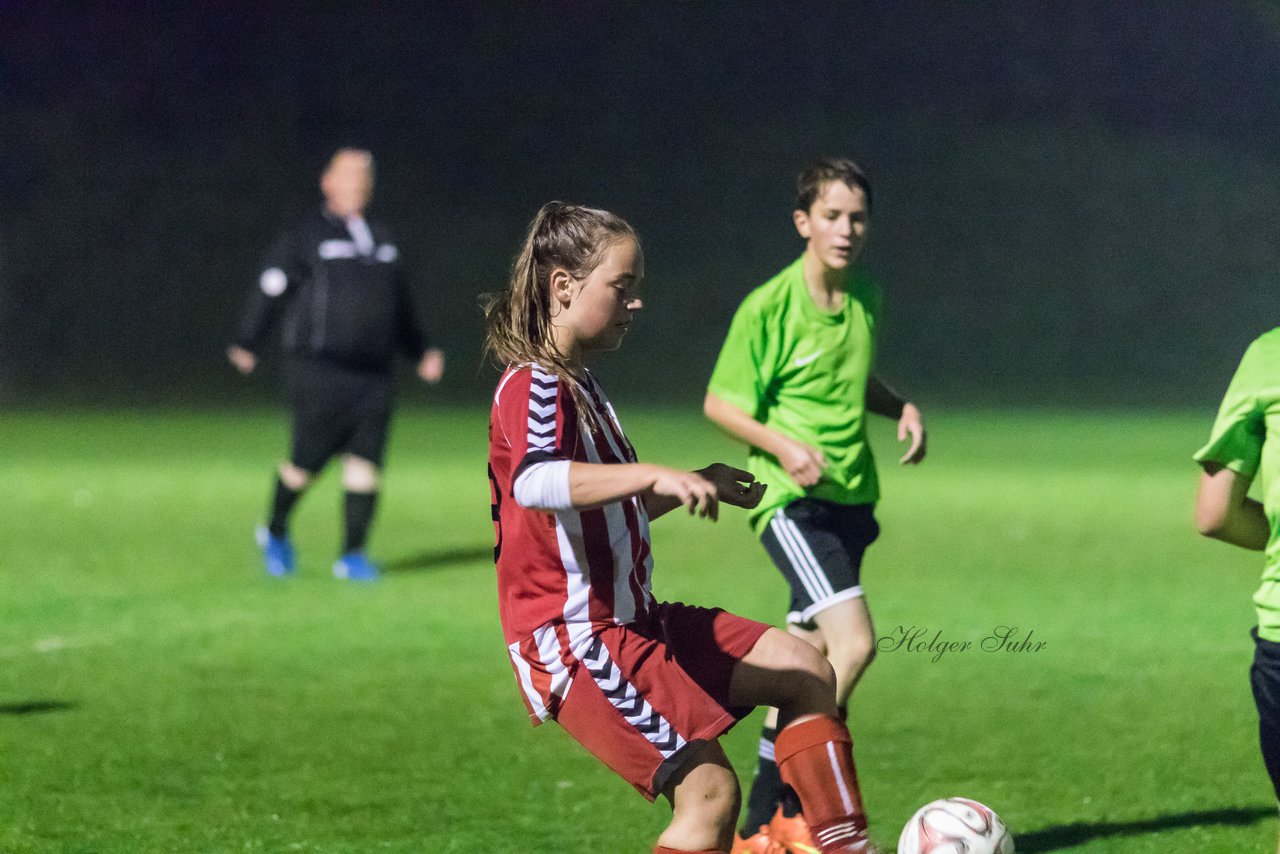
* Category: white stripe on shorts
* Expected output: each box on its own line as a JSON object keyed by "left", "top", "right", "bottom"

{"left": 787, "top": 586, "right": 865, "bottom": 626}
{"left": 771, "top": 509, "right": 834, "bottom": 602}
{"left": 508, "top": 645, "right": 548, "bottom": 720}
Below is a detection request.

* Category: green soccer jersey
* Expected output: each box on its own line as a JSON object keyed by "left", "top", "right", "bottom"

{"left": 708, "top": 255, "right": 881, "bottom": 534}
{"left": 1195, "top": 327, "right": 1280, "bottom": 642}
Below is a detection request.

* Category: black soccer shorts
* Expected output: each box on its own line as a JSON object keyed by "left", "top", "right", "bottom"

{"left": 286, "top": 357, "right": 395, "bottom": 473}
{"left": 759, "top": 498, "right": 879, "bottom": 627}
{"left": 1251, "top": 627, "right": 1280, "bottom": 799}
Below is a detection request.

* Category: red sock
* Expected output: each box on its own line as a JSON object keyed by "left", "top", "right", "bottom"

{"left": 774, "top": 716, "right": 868, "bottom": 853}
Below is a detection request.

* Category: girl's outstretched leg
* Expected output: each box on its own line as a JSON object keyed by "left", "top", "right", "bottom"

{"left": 728, "top": 628, "right": 872, "bottom": 854}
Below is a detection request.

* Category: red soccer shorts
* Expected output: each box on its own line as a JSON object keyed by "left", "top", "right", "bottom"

{"left": 554, "top": 601, "right": 771, "bottom": 800}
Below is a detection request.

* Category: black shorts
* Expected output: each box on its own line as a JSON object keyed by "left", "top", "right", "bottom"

{"left": 286, "top": 357, "right": 395, "bottom": 472}
{"left": 760, "top": 498, "right": 879, "bottom": 627}
{"left": 1251, "top": 627, "right": 1280, "bottom": 800}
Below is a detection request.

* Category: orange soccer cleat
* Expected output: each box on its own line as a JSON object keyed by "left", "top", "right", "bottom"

{"left": 732, "top": 823, "right": 785, "bottom": 854}
{"left": 767, "top": 807, "right": 820, "bottom": 854}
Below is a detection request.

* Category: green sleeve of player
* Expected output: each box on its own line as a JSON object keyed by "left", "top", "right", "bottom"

{"left": 1194, "top": 340, "right": 1268, "bottom": 477}
{"left": 707, "top": 297, "right": 776, "bottom": 418}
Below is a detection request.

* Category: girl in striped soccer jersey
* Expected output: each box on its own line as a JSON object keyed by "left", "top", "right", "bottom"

{"left": 483, "top": 202, "right": 879, "bottom": 854}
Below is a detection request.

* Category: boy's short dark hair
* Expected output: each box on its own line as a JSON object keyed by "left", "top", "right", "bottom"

{"left": 795, "top": 157, "right": 872, "bottom": 214}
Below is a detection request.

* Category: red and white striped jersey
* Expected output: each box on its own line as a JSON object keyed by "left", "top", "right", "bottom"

{"left": 488, "top": 363, "right": 655, "bottom": 722}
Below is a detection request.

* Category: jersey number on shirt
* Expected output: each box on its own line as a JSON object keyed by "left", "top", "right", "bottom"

{"left": 487, "top": 462, "right": 503, "bottom": 563}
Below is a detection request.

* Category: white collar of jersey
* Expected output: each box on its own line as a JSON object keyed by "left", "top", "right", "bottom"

{"left": 345, "top": 215, "right": 376, "bottom": 256}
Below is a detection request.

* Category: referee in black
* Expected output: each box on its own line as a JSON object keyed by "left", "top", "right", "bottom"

{"left": 228, "top": 148, "right": 444, "bottom": 581}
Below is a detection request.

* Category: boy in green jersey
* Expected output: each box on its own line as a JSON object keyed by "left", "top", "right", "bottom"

{"left": 705, "top": 158, "right": 926, "bottom": 850}
{"left": 1195, "top": 328, "right": 1280, "bottom": 854}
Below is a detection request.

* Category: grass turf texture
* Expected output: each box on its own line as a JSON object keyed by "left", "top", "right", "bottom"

{"left": 1, "top": 406, "right": 1275, "bottom": 853}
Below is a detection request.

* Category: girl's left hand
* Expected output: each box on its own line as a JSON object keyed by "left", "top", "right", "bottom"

{"left": 697, "top": 463, "right": 767, "bottom": 510}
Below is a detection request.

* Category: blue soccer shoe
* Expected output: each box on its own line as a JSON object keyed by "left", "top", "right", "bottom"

{"left": 255, "top": 526, "right": 296, "bottom": 577}
{"left": 333, "top": 551, "right": 380, "bottom": 582}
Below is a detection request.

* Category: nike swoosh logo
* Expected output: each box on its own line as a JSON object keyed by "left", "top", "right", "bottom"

{"left": 794, "top": 351, "right": 823, "bottom": 367}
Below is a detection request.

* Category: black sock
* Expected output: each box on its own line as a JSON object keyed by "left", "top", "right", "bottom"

{"left": 268, "top": 477, "right": 302, "bottom": 537}
{"left": 779, "top": 780, "right": 803, "bottom": 819}
{"left": 343, "top": 490, "right": 378, "bottom": 554}
{"left": 742, "top": 726, "right": 785, "bottom": 833}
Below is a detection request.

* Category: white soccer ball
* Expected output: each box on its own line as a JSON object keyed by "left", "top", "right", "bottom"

{"left": 897, "top": 797, "right": 1014, "bottom": 853}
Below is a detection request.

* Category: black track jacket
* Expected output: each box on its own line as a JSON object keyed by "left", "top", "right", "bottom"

{"left": 235, "top": 209, "right": 432, "bottom": 372}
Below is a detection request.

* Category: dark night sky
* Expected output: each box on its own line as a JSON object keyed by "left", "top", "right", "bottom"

{"left": 4, "top": 2, "right": 1280, "bottom": 406}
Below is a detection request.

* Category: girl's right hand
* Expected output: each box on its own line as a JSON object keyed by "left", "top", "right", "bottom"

{"left": 776, "top": 437, "right": 826, "bottom": 487}
{"left": 650, "top": 465, "right": 720, "bottom": 520}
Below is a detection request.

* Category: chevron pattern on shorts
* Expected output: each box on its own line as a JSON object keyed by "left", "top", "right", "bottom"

{"left": 580, "top": 636, "right": 685, "bottom": 757}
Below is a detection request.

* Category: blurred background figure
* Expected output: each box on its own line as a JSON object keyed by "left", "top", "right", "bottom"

{"left": 227, "top": 148, "right": 445, "bottom": 581}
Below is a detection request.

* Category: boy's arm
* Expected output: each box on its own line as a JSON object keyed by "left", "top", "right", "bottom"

{"left": 866, "top": 374, "right": 927, "bottom": 465}
{"left": 703, "top": 391, "right": 826, "bottom": 487}
{"left": 1196, "top": 463, "right": 1268, "bottom": 550}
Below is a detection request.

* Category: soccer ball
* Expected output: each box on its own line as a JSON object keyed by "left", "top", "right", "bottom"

{"left": 897, "top": 797, "right": 1014, "bottom": 853}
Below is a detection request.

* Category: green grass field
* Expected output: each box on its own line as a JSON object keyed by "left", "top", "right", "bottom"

{"left": 2, "top": 405, "right": 1276, "bottom": 853}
